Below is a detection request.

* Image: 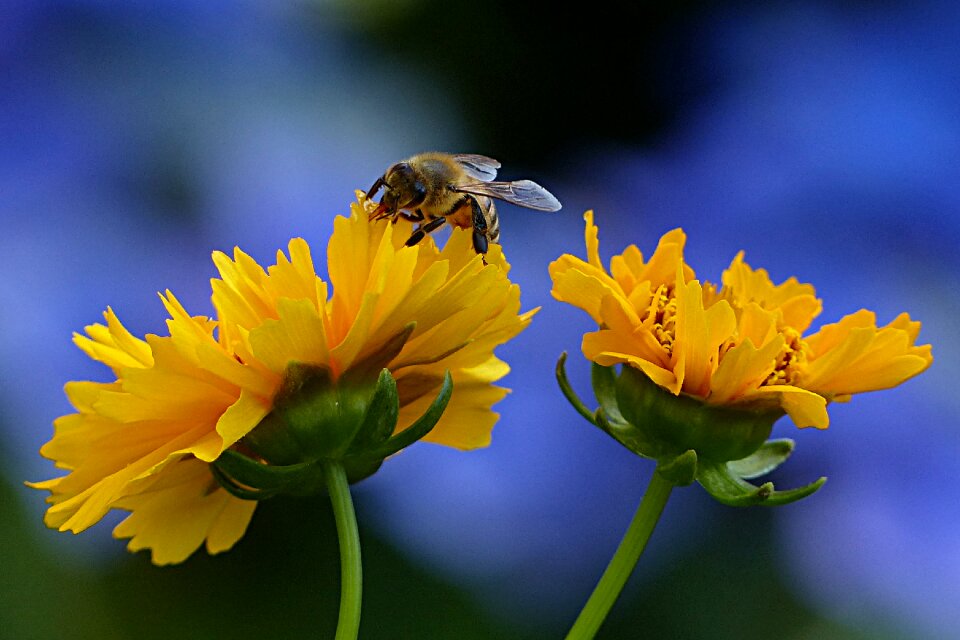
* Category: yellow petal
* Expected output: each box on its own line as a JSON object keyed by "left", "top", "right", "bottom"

{"left": 750, "top": 385, "right": 829, "bottom": 429}
{"left": 328, "top": 291, "right": 378, "bottom": 374}
{"left": 672, "top": 274, "right": 736, "bottom": 397}
{"left": 205, "top": 489, "right": 259, "bottom": 556}
{"left": 803, "top": 311, "right": 933, "bottom": 395}
{"left": 610, "top": 244, "right": 645, "bottom": 294}
{"left": 63, "top": 380, "right": 117, "bottom": 413}
{"left": 584, "top": 210, "right": 604, "bottom": 271}
{"left": 805, "top": 309, "right": 875, "bottom": 354}
{"left": 327, "top": 212, "right": 378, "bottom": 336}
{"left": 208, "top": 390, "right": 272, "bottom": 459}
{"left": 735, "top": 303, "right": 781, "bottom": 348}
{"left": 550, "top": 265, "right": 622, "bottom": 325}
{"left": 710, "top": 336, "right": 784, "bottom": 404}
{"left": 365, "top": 262, "right": 450, "bottom": 356}
{"left": 398, "top": 358, "right": 511, "bottom": 450}
{"left": 73, "top": 308, "right": 153, "bottom": 373}
{"left": 112, "top": 458, "right": 256, "bottom": 566}
{"left": 248, "top": 297, "right": 330, "bottom": 375}
{"left": 266, "top": 238, "right": 322, "bottom": 307}
{"left": 720, "top": 252, "right": 822, "bottom": 332}
{"left": 637, "top": 228, "right": 691, "bottom": 286}
{"left": 212, "top": 248, "right": 274, "bottom": 322}
{"left": 581, "top": 331, "right": 679, "bottom": 393}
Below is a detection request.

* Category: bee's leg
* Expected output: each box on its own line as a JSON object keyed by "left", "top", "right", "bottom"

{"left": 405, "top": 216, "right": 447, "bottom": 247}
{"left": 469, "top": 196, "right": 489, "bottom": 255}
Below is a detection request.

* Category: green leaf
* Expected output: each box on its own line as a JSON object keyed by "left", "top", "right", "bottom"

{"left": 657, "top": 449, "right": 698, "bottom": 486}
{"left": 555, "top": 352, "right": 597, "bottom": 425}
{"left": 697, "top": 460, "right": 774, "bottom": 507}
{"left": 728, "top": 439, "right": 795, "bottom": 479}
{"left": 363, "top": 370, "right": 453, "bottom": 460}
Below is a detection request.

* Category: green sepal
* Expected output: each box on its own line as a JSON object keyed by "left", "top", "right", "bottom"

{"left": 347, "top": 368, "right": 400, "bottom": 454}
{"left": 555, "top": 352, "right": 598, "bottom": 425}
{"left": 591, "top": 363, "right": 628, "bottom": 426}
{"left": 759, "top": 476, "right": 827, "bottom": 507}
{"left": 656, "top": 449, "right": 698, "bottom": 486}
{"left": 594, "top": 408, "right": 662, "bottom": 460}
{"left": 210, "top": 462, "right": 276, "bottom": 501}
{"left": 339, "top": 458, "right": 384, "bottom": 485}
{"left": 558, "top": 353, "right": 829, "bottom": 507}
{"left": 697, "top": 459, "right": 827, "bottom": 507}
{"left": 615, "top": 365, "right": 780, "bottom": 463}
{"left": 728, "top": 439, "right": 795, "bottom": 479}
{"left": 211, "top": 450, "right": 326, "bottom": 499}
{"left": 213, "top": 361, "right": 455, "bottom": 494}
{"left": 697, "top": 460, "right": 774, "bottom": 506}
{"left": 341, "top": 370, "right": 452, "bottom": 483}
{"left": 359, "top": 370, "right": 452, "bottom": 460}
{"left": 243, "top": 363, "right": 370, "bottom": 464}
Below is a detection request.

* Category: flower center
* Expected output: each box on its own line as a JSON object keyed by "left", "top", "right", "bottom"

{"left": 763, "top": 327, "right": 810, "bottom": 386}
{"left": 644, "top": 284, "right": 678, "bottom": 355}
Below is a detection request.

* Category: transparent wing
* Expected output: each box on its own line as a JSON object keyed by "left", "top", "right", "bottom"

{"left": 452, "top": 154, "right": 501, "bottom": 181}
{"left": 454, "top": 179, "right": 561, "bottom": 212}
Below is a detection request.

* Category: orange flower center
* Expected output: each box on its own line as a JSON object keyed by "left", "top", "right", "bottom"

{"left": 763, "top": 327, "right": 811, "bottom": 387}
{"left": 645, "top": 284, "right": 678, "bottom": 355}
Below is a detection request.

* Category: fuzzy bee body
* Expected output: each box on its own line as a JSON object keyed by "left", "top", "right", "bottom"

{"left": 366, "top": 152, "right": 559, "bottom": 254}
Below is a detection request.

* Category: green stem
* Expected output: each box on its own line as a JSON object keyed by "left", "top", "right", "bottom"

{"left": 323, "top": 461, "right": 362, "bottom": 640}
{"left": 566, "top": 470, "right": 674, "bottom": 640}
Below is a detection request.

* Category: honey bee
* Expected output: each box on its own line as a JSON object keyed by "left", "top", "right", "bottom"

{"left": 366, "top": 152, "right": 561, "bottom": 254}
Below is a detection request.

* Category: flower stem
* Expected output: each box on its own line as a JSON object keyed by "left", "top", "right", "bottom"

{"left": 323, "top": 461, "right": 362, "bottom": 640}
{"left": 566, "top": 470, "right": 674, "bottom": 640}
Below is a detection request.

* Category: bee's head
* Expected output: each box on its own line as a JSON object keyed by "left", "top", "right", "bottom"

{"left": 381, "top": 162, "right": 426, "bottom": 212}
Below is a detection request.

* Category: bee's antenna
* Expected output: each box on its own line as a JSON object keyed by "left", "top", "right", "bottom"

{"left": 367, "top": 177, "right": 386, "bottom": 199}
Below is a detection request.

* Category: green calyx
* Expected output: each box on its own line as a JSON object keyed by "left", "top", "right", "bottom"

{"left": 211, "top": 365, "right": 453, "bottom": 500}
{"left": 556, "top": 352, "right": 826, "bottom": 507}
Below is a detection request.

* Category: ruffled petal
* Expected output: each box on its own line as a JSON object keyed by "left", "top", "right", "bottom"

{"left": 803, "top": 311, "right": 933, "bottom": 395}
{"left": 73, "top": 308, "right": 153, "bottom": 373}
{"left": 721, "top": 252, "right": 822, "bottom": 332}
{"left": 112, "top": 458, "right": 256, "bottom": 566}
{"left": 709, "top": 337, "right": 784, "bottom": 404}
{"left": 672, "top": 274, "right": 736, "bottom": 398}
{"left": 750, "top": 385, "right": 829, "bottom": 429}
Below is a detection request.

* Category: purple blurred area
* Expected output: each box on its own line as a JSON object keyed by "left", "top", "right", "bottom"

{"left": 3, "top": 1, "right": 958, "bottom": 638}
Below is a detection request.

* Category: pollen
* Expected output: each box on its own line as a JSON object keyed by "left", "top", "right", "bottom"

{"left": 643, "top": 284, "right": 678, "bottom": 355}
{"left": 763, "top": 327, "right": 810, "bottom": 387}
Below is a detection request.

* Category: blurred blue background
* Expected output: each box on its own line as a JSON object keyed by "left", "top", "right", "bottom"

{"left": 3, "top": 1, "right": 957, "bottom": 638}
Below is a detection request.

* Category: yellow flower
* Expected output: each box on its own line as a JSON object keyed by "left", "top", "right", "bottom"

{"left": 550, "top": 211, "right": 932, "bottom": 430}
{"left": 31, "top": 195, "right": 535, "bottom": 565}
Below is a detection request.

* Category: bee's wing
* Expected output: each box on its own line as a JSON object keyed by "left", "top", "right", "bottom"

{"left": 452, "top": 154, "right": 501, "bottom": 182}
{"left": 455, "top": 180, "right": 562, "bottom": 212}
